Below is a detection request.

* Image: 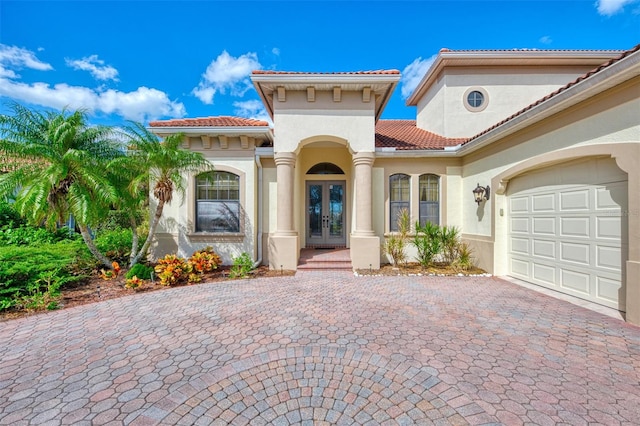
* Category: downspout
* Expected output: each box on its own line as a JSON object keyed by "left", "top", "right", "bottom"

{"left": 253, "top": 153, "right": 263, "bottom": 268}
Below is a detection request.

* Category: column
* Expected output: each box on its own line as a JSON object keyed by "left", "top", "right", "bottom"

{"left": 274, "top": 152, "right": 296, "bottom": 235}
{"left": 352, "top": 152, "right": 375, "bottom": 236}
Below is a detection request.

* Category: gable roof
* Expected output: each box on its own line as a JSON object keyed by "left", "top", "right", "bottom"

{"left": 462, "top": 43, "right": 640, "bottom": 147}
{"left": 406, "top": 49, "right": 623, "bottom": 106}
{"left": 375, "top": 120, "right": 465, "bottom": 150}
{"left": 149, "top": 116, "right": 269, "bottom": 127}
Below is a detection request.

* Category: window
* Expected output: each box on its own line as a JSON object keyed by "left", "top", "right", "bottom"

{"left": 419, "top": 174, "right": 439, "bottom": 226}
{"left": 467, "top": 91, "right": 484, "bottom": 108}
{"left": 196, "top": 171, "right": 240, "bottom": 233}
{"left": 389, "top": 174, "right": 410, "bottom": 232}
{"left": 463, "top": 87, "right": 489, "bottom": 112}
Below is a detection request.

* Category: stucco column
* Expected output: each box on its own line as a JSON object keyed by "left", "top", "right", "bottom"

{"left": 352, "top": 152, "right": 375, "bottom": 236}
{"left": 274, "top": 152, "right": 296, "bottom": 235}
{"left": 350, "top": 151, "right": 380, "bottom": 270}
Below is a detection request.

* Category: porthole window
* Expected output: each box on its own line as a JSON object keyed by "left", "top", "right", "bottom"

{"left": 463, "top": 87, "right": 489, "bottom": 112}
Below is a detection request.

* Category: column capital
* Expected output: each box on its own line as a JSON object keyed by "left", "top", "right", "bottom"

{"left": 274, "top": 151, "right": 297, "bottom": 167}
{"left": 352, "top": 151, "right": 375, "bottom": 167}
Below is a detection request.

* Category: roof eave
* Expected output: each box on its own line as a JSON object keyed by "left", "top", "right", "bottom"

{"left": 148, "top": 126, "right": 274, "bottom": 142}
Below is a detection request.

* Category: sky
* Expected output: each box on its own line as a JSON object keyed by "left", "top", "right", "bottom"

{"left": 0, "top": 0, "right": 639, "bottom": 127}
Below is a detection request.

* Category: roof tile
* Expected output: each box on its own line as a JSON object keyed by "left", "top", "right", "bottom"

{"left": 376, "top": 120, "right": 466, "bottom": 150}
{"left": 252, "top": 69, "right": 400, "bottom": 75}
{"left": 149, "top": 116, "right": 270, "bottom": 128}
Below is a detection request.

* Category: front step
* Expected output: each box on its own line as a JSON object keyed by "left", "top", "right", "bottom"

{"left": 298, "top": 248, "right": 353, "bottom": 271}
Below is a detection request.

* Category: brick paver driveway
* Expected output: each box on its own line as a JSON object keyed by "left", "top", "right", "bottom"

{"left": 1, "top": 272, "right": 639, "bottom": 425}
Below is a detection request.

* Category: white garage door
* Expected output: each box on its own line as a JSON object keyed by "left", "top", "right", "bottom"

{"left": 508, "top": 158, "right": 627, "bottom": 311}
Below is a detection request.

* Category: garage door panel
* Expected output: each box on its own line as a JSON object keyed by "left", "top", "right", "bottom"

{"left": 532, "top": 262, "right": 556, "bottom": 285}
{"left": 597, "top": 276, "right": 622, "bottom": 304}
{"left": 596, "top": 245, "right": 621, "bottom": 270}
{"left": 507, "top": 158, "right": 626, "bottom": 311}
{"left": 560, "top": 217, "right": 590, "bottom": 238}
{"left": 560, "top": 189, "right": 590, "bottom": 210}
{"left": 532, "top": 217, "right": 555, "bottom": 235}
{"left": 511, "top": 217, "right": 529, "bottom": 233}
{"left": 560, "top": 242, "right": 590, "bottom": 265}
{"left": 532, "top": 239, "right": 555, "bottom": 259}
{"left": 597, "top": 216, "right": 622, "bottom": 239}
{"left": 560, "top": 269, "right": 591, "bottom": 295}
{"left": 510, "top": 197, "right": 528, "bottom": 213}
{"left": 511, "top": 237, "right": 529, "bottom": 255}
{"left": 532, "top": 193, "right": 555, "bottom": 212}
{"left": 511, "top": 258, "right": 529, "bottom": 277}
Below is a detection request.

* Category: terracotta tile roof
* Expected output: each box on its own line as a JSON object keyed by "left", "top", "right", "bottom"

{"left": 252, "top": 70, "right": 400, "bottom": 75}
{"left": 375, "top": 120, "right": 466, "bottom": 150}
{"left": 466, "top": 44, "right": 640, "bottom": 144}
{"left": 438, "top": 48, "right": 623, "bottom": 53}
{"left": 149, "top": 116, "right": 270, "bottom": 127}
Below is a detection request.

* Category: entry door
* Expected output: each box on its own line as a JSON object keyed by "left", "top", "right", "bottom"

{"left": 306, "top": 181, "right": 346, "bottom": 247}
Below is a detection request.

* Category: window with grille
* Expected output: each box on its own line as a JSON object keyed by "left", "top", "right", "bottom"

{"left": 389, "top": 173, "right": 410, "bottom": 232}
{"left": 419, "top": 174, "right": 439, "bottom": 226}
{"left": 196, "top": 171, "right": 240, "bottom": 232}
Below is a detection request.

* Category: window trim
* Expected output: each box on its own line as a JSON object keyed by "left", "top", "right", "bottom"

{"left": 463, "top": 87, "right": 489, "bottom": 112}
{"left": 418, "top": 173, "right": 440, "bottom": 226}
{"left": 389, "top": 173, "right": 410, "bottom": 232}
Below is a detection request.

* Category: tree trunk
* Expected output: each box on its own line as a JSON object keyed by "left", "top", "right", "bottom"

{"left": 79, "top": 224, "right": 112, "bottom": 268}
{"left": 128, "top": 215, "right": 140, "bottom": 266}
{"left": 130, "top": 199, "right": 165, "bottom": 267}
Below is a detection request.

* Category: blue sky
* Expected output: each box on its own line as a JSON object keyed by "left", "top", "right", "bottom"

{"left": 0, "top": 1, "right": 639, "bottom": 126}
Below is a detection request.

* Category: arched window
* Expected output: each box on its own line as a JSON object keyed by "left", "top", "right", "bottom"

{"left": 419, "top": 174, "right": 439, "bottom": 226}
{"left": 389, "top": 173, "right": 410, "bottom": 232}
{"left": 196, "top": 171, "right": 240, "bottom": 232}
{"left": 306, "top": 162, "right": 344, "bottom": 175}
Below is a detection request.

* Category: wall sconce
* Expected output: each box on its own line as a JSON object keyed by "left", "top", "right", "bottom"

{"left": 472, "top": 183, "right": 490, "bottom": 205}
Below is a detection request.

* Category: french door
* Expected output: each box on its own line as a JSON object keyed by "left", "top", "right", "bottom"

{"left": 306, "top": 181, "right": 346, "bottom": 247}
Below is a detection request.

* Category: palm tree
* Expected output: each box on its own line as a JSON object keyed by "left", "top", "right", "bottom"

{"left": 113, "top": 122, "right": 212, "bottom": 267}
{"left": 0, "top": 103, "right": 122, "bottom": 267}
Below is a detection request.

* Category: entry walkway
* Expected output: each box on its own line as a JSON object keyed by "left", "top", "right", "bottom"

{"left": 1, "top": 274, "right": 639, "bottom": 424}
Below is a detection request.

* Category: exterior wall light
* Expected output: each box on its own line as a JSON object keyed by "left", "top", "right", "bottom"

{"left": 472, "top": 183, "right": 490, "bottom": 205}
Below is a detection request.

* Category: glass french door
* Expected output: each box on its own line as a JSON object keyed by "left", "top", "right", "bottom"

{"left": 306, "top": 181, "right": 346, "bottom": 247}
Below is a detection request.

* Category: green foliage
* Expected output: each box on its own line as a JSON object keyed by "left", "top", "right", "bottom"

{"left": 413, "top": 221, "right": 442, "bottom": 268}
{"left": 382, "top": 209, "right": 411, "bottom": 267}
{"left": 0, "top": 201, "right": 25, "bottom": 228}
{"left": 95, "top": 228, "right": 133, "bottom": 265}
{"left": 95, "top": 209, "right": 144, "bottom": 233}
{"left": 452, "top": 242, "right": 476, "bottom": 272}
{"left": 440, "top": 226, "right": 460, "bottom": 264}
{"left": 229, "top": 252, "right": 254, "bottom": 279}
{"left": 125, "top": 263, "right": 154, "bottom": 280}
{"left": 0, "top": 241, "right": 91, "bottom": 311}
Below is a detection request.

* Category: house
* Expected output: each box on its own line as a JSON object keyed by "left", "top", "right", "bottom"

{"left": 149, "top": 45, "right": 640, "bottom": 324}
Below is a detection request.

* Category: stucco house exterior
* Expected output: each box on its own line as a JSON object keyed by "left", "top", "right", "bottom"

{"left": 149, "top": 45, "right": 640, "bottom": 324}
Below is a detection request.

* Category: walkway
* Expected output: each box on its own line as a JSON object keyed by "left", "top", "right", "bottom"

{"left": 1, "top": 272, "right": 639, "bottom": 425}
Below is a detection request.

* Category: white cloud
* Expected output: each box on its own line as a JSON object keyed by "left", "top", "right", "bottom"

{"left": 192, "top": 50, "right": 261, "bottom": 104}
{"left": 400, "top": 54, "right": 438, "bottom": 99}
{"left": 539, "top": 35, "right": 553, "bottom": 45}
{"left": 272, "top": 47, "right": 280, "bottom": 56}
{"left": 0, "top": 44, "right": 53, "bottom": 79}
{"left": 0, "top": 44, "right": 185, "bottom": 121}
{"left": 66, "top": 55, "right": 119, "bottom": 81}
{"left": 233, "top": 100, "right": 272, "bottom": 125}
{"left": 596, "top": 0, "right": 637, "bottom": 15}
{"left": 0, "top": 78, "right": 185, "bottom": 121}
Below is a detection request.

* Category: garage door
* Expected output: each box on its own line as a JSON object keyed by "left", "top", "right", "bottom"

{"left": 508, "top": 158, "right": 627, "bottom": 311}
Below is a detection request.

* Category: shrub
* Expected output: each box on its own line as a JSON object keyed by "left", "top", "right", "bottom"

{"left": 154, "top": 254, "right": 191, "bottom": 286}
{"left": 0, "top": 241, "right": 90, "bottom": 311}
{"left": 229, "top": 252, "right": 254, "bottom": 279}
{"left": 125, "top": 263, "right": 154, "bottom": 280}
{"left": 413, "top": 221, "right": 442, "bottom": 268}
{"left": 0, "top": 201, "right": 25, "bottom": 228}
{"left": 382, "top": 209, "right": 410, "bottom": 267}
{"left": 452, "top": 242, "right": 475, "bottom": 272}
{"left": 440, "top": 226, "right": 460, "bottom": 265}
{"left": 125, "top": 275, "right": 145, "bottom": 290}
{"left": 188, "top": 246, "right": 221, "bottom": 274}
{"left": 95, "top": 228, "right": 133, "bottom": 265}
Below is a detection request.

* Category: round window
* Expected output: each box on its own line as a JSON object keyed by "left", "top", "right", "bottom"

{"left": 463, "top": 87, "right": 489, "bottom": 112}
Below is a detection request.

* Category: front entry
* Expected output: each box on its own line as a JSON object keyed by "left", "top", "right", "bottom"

{"left": 306, "top": 181, "right": 346, "bottom": 247}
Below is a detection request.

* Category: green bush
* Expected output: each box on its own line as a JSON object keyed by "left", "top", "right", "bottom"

{"left": 0, "top": 241, "right": 92, "bottom": 311}
{"left": 95, "top": 228, "right": 133, "bottom": 265}
{"left": 125, "top": 263, "right": 154, "bottom": 280}
{"left": 412, "top": 221, "right": 442, "bottom": 268}
{"left": 229, "top": 252, "right": 254, "bottom": 279}
{"left": 0, "top": 202, "right": 25, "bottom": 228}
